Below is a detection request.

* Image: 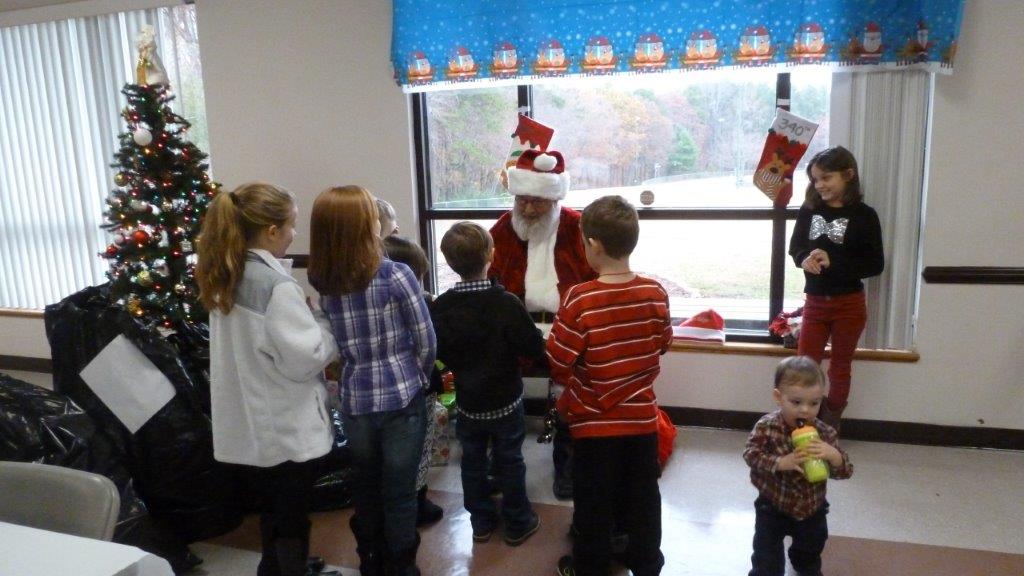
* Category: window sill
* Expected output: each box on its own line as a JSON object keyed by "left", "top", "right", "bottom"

{"left": 670, "top": 340, "right": 919, "bottom": 363}
{"left": 0, "top": 308, "right": 44, "bottom": 319}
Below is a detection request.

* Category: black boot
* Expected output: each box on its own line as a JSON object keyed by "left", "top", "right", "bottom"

{"left": 272, "top": 537, "right": 309, "bottom": 576}
{"left": 257, "top": 524, "right": 280, "bottom": 576}
{"left": 386, "top": 533, "right": 421, "bottom": 576}
{"left": 817, "top": 399, "right": 845, "bottom": 433}
{"left": 416, "top": 486, "right": 443, "bottom": 526}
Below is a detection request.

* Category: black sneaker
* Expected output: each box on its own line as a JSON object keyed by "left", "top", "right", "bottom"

{"left": 556, "top": 555, "right": 575, "bottom": 576}
{"left": 472, "top": 524, "right": 495, "bottom": 543}
{"left": 504, "top": 512, "right": 540, "bottom": 546}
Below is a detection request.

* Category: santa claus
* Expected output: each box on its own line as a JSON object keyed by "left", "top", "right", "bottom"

{"left": 489, "top": 148, "right": 596, "bottom": 500}
{"left": 489, "top": 149, "right": 596, "bottom": 317}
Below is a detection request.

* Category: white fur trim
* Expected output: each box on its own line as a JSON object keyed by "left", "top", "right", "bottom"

{"left": 534, "top": 153, "right": 558, "bottom": 172}
{"left": 523, "top": 227, "right": 561, "bottom": 313}
{"left": 508, "top": 167, "right": 570, "bottom": 200}
{"left": 672, "top": 326, "right": 725, "bottom": 342}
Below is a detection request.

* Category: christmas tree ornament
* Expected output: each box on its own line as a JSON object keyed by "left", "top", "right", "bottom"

{"left": 126, "top": 296, "right": 143, "bottom": 316}
{"left": 173, "top": 283, "right": 186, "bottom": 295}
{"left": 114, "top": 172, "right": 130, "bottom": 186}
{"left": 180, "top": 240, "right": 193, "bottom": 253}
{"left": 133, "top": 128, "right": 153, "bottom": 146}
{"left": 161, "top": 200, "right": 174, "bottom": 212}
{"left": 106, "top": 244, "right": 118, "bottom": 256}
{"left": 134, "top": 26, "right": 169, "bottom": 86}
{"left": 753, "top": 108, "right": 819, "bottom": 207}
{"left": 137, "top": 270, "right": 154, "bottom": 287}
{"left": 153, "top": 259, "right": 170, "bottom": 276}
{"left": 130, "top": 199, "right": 151, "bottom": 212}
{"left": 131, "top": 229, "right": 151, "bottom": 245}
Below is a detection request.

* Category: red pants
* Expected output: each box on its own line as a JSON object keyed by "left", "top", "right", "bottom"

{"left": 798, "top": 291, "right": 867, "bottom": 411}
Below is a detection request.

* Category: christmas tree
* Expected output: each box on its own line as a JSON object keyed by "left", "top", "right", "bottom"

{"left": 101, "top": 27, "right": 218, "bottom": 329}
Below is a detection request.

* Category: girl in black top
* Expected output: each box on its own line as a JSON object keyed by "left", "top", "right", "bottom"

{"left": 788, "top": 146, "right": 884, "bottom": 431}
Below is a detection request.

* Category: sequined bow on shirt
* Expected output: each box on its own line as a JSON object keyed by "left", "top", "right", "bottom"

{"left": 809, "top": 215, "right": 849, "bottom": 244}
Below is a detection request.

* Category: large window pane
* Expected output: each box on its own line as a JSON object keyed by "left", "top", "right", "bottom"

{"left": 784, "top": 219, "right": 807, "bottom": 311}
{"left": 417, "top": 69, "right": 836, "bottom": 340}
{"left": 533, "top": 69, "right": 777, "bottom": 209}
{"left": 426, "top": 87, "right": 517, "bottom": 208}
{"left": 429, "top": 219, "right": 497, "bottom": 294}
{"left": 631, "top": 220, "right": 774, "bottom": 329}
{"left": 788, "top": 69, "right": 832, "bottom": 207}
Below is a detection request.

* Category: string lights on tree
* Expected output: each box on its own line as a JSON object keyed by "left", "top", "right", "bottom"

{"left": 100, "top": 26, "right": 219, "bottom": 329}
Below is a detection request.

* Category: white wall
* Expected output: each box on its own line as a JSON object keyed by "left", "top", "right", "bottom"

{"left": 2, "top": 0, "right": 1021, "bottom": 430}
{"left": 194, "top": 0, "right": 416, "bottom": 256}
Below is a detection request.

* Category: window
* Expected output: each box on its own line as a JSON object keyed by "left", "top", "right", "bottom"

{"left": 0, "top": 5, "right": 207, "bottom": 310}
{"left": 416, "top": 69, "right": 833, "bottom": 340}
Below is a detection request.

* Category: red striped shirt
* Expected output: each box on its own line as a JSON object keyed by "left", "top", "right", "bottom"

{"left": 546, "top": 276, "right": 673, "bottom": 439}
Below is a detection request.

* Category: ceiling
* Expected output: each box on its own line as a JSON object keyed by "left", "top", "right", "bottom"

{"left": 0, "top": 0, "right": 83, "bottom": 12}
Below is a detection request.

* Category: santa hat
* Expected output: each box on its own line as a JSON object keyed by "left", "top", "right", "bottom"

{"left": 672, "top": 309, "right": 726, "bottom": 342}
{"left": 507, "top": 149, "right": 570, "bottom": 200}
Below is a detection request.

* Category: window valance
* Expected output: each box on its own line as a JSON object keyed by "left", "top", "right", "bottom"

{"left": 391, "top": 0, "right": 964, "bottom": 92}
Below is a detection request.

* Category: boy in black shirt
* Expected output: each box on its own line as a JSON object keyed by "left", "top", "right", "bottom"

{"left": 432, "top": 221, "right": 546, "bottom": 546}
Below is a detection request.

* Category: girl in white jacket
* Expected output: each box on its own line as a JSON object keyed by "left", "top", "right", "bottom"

{"left": 196, "top": 182, "right": 338, "bottom": 576}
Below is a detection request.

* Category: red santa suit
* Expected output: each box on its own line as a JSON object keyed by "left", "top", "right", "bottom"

{"left": 487, "top": 150, "right": 596, "bottom": 313}
{"left": 489, "top": 206, "right": 594, "bottom": 312}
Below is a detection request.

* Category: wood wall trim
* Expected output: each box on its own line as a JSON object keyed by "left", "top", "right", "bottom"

{"left": 522, "top": 400, "right": 1022, "bottom": 450}
{"left": 286, "top": 254, "right": 308, "bottom": 269}
{"left": 670, "top": 340, "right": 919, "bottom": 362}
{"left": 0, "top": 355, "right": 52, "bottom": 373}
{"left": 0, "top": 308, "right": 44, "bottom": 318}
{"left": 922, "top": 266, "right": 1024, "bottom": 284}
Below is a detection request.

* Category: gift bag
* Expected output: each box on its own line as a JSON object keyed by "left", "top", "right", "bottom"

{"left": 753, "top": 108, "right": 819, "bottom": 207}
{"left": 429, "top": 397, "right": 451, "bottom": 466}
{"left": 656, "top": 409, "right": 677, "bottom": 468}
{"left": 769, "top": 307, "right": 804, "bottom": 348}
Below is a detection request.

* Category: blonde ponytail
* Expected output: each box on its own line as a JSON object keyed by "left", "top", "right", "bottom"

{"left": 196, "top": 182, "right": 294, "bottom": 314}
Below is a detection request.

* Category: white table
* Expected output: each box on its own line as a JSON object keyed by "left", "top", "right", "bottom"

{"left": 0, "top": 521, "right": 174, "bottom": 576}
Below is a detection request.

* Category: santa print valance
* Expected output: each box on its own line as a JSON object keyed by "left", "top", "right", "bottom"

{"left": 391, "top": 0, "right": 965, "bottom": 92}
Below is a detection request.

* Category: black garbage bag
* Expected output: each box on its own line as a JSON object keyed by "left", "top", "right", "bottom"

{"left": 310, "top": 407, "right": 353, "bottom": 512}
{"left": 0, "top": 372, "right": 147, "bottom": 531}
{"left": 44, "top": 284, "right": 243, "bottom": 548}
{"left": 0, "top": 373, "right": 204, "bottom": 572}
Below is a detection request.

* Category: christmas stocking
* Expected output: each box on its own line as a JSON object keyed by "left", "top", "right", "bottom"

{"left": 754, "top": 108, "right": 818, "bottom": 207}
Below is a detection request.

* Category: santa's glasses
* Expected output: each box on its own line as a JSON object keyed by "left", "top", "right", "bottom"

{"left": 514, "top": 195, "right": 554, "bottom": 208}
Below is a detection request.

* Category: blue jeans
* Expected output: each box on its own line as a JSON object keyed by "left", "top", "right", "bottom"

{"left": 456, "top": 404, "right": 533, "bottom": 532}
{"left": 342, "top": 391, "right": 426, "bottom": 570}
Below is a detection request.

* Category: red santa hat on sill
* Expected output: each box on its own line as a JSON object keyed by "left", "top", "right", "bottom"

{"left": 507, "top": 149, "right": 570, "bottom": 200}
{"left": 672, "top": 309, "right": 726, "bottom": 342}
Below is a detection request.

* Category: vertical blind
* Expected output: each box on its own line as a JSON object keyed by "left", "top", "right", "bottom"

{"left": 0, "top": 5, "right": 197, "bottom": 309}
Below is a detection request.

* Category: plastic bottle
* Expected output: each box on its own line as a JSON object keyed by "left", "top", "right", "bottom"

{"left": 791, "top": 419, "right": 829, "bottom": 483}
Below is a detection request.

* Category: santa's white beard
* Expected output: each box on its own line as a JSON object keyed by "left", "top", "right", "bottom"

{"left": 511, "top": 204, "right": 563, "bottom": 313}
{"left": 511, "top": 203, "right": 560, "bottom": 243}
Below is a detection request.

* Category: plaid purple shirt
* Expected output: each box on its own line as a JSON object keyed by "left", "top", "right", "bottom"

{"left": 743, "top": 410, "right": 853, "bottom": 520}
{"left": 320, "top": 259, "right": 436, "bottom": 416}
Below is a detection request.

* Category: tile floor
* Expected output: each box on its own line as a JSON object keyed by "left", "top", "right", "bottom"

{"left": 203, "top": 420, "right": 1024, "bottom": 575}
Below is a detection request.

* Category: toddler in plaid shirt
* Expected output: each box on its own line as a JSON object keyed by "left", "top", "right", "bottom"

{"left": 743, "top": 356, "right": 853, "bottom": 576}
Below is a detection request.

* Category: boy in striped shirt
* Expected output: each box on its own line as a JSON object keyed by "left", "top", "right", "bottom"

{"left": 548, "top": 195, "right": 673, "bottom": 576}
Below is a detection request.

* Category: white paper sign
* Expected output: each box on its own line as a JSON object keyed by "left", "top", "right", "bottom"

{"left": 79, "top": 335, "right": 176, "bottom": 433}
